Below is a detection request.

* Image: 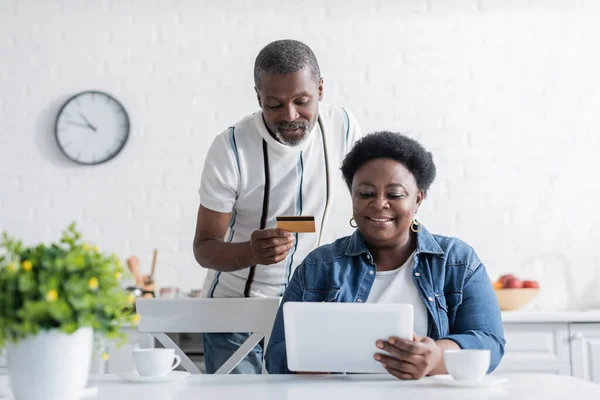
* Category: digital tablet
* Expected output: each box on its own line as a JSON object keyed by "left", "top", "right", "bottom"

{"left": 283, "top": 302, "right": 414, "bottom": 373}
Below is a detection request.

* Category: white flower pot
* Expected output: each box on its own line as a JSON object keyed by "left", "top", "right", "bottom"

{"left": 6, "top": 327, "right": 93, "bottom": 400}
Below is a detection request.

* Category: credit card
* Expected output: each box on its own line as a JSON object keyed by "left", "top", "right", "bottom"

{"left": 276, "top": 216, "right": 316, "bottom": 233}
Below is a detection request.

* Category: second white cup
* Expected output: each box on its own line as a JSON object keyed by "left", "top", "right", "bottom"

{"left": 133, "top": 348, "right": 181, "bottom": 377}
{"left": 443, "top": 349, "right": 490, "bottom": 381}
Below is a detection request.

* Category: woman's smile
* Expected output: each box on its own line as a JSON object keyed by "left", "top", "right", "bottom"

{"left": 365, "top": 216, "right": 396, "bottom": 227}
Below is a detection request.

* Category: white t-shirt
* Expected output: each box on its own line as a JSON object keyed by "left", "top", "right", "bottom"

{"left": 366, "top": 253, "right": 429, "bottom": 337}
{"left": 199, "top": 103, "right": 362, "bottom": 298}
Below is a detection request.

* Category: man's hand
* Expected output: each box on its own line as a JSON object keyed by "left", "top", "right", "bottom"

{"left": 374, "top": 333, "right": 443, "bottom": 380}
{"left": 249, "top": 228, "right": 294, "bottom": 265}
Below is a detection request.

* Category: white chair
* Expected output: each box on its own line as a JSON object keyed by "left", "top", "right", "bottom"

{"left": 135, "top": 297, "right": 281, "bottom": 374}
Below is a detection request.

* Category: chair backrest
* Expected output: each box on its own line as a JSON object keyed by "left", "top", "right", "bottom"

{"left": 136, "top": 297, "right": 281, "bottom": 334}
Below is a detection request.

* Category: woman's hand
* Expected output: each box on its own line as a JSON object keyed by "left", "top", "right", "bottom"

{"left": 374, "top": 333, "right": 445, "bottom": 380}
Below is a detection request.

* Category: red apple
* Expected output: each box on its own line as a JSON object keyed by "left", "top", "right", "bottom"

{"left": 504, "top": 278, "right": 524, "bottom": 289}
{"left": 499, "top": 274, "right": 516, "bottom": 287}
{"left": 523, "top": 280, "right": 539, "bottom": 289}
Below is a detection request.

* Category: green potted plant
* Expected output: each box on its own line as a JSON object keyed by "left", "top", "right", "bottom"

{"left": 0, "top": 223, "right": 138, "bottom": 400}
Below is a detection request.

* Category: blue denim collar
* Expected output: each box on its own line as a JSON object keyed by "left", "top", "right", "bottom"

{"left": 344, "top": 225, "right": 445, "bottom": 257}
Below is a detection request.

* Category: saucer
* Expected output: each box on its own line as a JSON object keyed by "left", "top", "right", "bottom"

{"left": 119, "top": 371, "right": 191, "bottom": 383}
{"left": 82, "top": 386, "right": 99, "bottom": 398}
{"left": 427, "top": 374, "right": 508, "bottom": 388}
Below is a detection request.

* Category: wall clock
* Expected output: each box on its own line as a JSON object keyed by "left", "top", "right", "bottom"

{"left": 55, "top": 90, "right": 130, "bottom": 165}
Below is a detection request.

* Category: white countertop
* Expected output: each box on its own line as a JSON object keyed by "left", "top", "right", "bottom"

{"left": 1, "top": 373, "right": 598, "bottom": 400}
{"left": 501, "top": 310, "right": 600, "bottom": 323}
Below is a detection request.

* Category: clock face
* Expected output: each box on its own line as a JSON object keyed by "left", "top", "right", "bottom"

{"left": 55, "top": 91, "right": 130, "bottom": 165}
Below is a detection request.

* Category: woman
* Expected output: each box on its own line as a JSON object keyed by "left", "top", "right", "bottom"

{"left": 265, "top": 131, "right": 505, "bottom": 379}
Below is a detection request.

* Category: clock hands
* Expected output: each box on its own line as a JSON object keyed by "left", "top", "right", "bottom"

{"left": 64, "top": 114, "right": 97, "bottom": 132}
{"left": 64, "top": 120, "right": 94, "bottom": 130}
{"left": 79, "top": 113, "right": 98, "bottom": 132}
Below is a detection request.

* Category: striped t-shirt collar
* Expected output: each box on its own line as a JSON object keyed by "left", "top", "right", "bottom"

{"left": 254, "top": 111, "right": 318, "bottom": 154}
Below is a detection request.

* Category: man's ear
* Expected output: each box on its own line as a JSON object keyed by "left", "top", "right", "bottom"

{"left": 255, "top": 87, "right": 263, "bottom": 108}
{"left": 318, "top": 78, "right": 324, "bottom": 101}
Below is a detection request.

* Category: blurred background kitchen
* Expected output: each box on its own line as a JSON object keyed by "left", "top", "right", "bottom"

{"left": 1, "top": 0, "right": 600, "bottom": 312}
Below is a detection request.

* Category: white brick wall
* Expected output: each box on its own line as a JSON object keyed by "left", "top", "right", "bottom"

{"left": 1, "top": 0, "right": 600, "bottom": 306}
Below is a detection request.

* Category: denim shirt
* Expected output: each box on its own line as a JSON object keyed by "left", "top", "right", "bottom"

{"left": 265, "top": 225, "right": 505, "bottom": 374}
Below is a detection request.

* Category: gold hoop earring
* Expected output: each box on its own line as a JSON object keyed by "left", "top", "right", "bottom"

{"left": 349, "top": 217, "right": 358, "bottom": 228}
{"left": 410, "top": 216, "right": 422, "bottom": 233}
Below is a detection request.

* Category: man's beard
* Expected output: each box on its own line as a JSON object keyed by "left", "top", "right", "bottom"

{"left": 273, "top": 121, "right": 311, "bottom": 146}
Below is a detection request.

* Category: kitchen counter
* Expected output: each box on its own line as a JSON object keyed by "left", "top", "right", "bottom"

{"left": 501, "top": 310, "right": 600, "bottom": 323}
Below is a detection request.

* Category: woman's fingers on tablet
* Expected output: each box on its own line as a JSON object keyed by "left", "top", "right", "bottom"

{"left": 376, "top": 341, "right": 416, "bottom": 362}
{"left": 378, "top": 359, "right": 417, "bottom": 380}
{"left": 376, "top": 336, "right": 442, "bottom": 379}
{"left": 376, "top": 354, "right": 415, "bottom": 371}
{"left": 386, "top": 336, "right": 427, "bottom": 355}
{"left": 376, "top": 352, "right": 429, "bottom": 380}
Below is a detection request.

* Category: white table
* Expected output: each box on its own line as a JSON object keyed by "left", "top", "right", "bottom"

{"left": 2, "top": 373, "right": 599, "bottom": 400}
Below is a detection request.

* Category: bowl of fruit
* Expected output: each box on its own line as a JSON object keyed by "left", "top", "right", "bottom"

{"left": 493, "top": 274, "right": 540, "bottom": 311}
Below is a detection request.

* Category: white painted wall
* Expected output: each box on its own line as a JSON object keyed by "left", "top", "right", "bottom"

{"left": 1, "top": 0, "right": 599, "bottom": 307}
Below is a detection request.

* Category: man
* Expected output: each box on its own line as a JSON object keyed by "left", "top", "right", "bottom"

{"left": 193, "top": 39, "right": 362, "bottom": 374}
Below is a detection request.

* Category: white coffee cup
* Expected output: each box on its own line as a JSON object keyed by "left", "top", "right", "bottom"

{"left": 133, "top": 348, "right": 181, "bottom": 377}
{"left": 443, "top": 349, "right": 490, "bottom": 381}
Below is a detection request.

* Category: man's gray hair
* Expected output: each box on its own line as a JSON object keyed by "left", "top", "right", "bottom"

{"left": 254, "top": 39, "right": 321, "bottom": 89}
